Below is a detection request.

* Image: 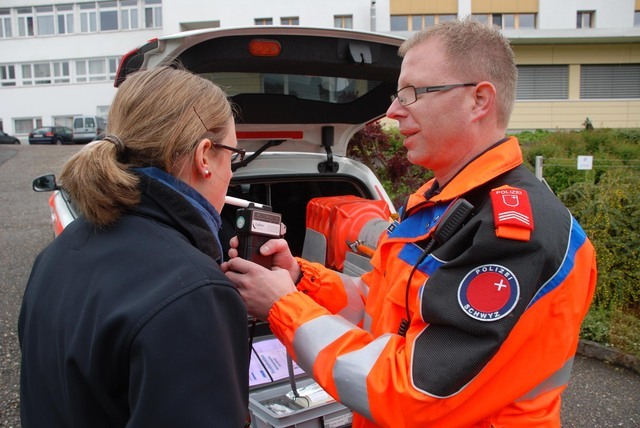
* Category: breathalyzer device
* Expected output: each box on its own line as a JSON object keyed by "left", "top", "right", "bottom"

{"left": 235, "top": 204, "right": 282, "bottom": 268}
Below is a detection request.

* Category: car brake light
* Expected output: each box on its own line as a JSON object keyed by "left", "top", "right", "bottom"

{"left": 45, "top": 132, "right": 53, "bottom": 136}
{"left": 248, "top": 39, "right": 281, "bottom": 57}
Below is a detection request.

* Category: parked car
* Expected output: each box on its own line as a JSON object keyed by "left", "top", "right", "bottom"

{"left": 0, "top": 130, "right": 20, "bottom": 144}
{"left": 28, "top": 126, "right": 73, "bottom": 145}
{"left": 72, "top": 115, "right": 106, "bottom": 144}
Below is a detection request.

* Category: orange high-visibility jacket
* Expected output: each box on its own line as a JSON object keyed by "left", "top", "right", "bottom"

{"left": 268, "top": 137, "right": 597, "bottom": 427}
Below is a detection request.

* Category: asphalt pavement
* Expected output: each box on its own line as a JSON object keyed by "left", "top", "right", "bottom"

{"left": 1, "top": 144, "right": 639, "bottom": 427}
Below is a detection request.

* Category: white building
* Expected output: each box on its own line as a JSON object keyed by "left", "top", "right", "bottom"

{"left": 1, "top": 0, "right": 639, "bottom": 140}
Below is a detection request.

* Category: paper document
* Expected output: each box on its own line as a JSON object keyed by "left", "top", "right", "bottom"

{"left": 249, "top": 337, "right": 305, "bottom": 387}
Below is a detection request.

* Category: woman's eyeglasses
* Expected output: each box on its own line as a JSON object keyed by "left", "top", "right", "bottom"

{"left": 212, "top": 142, "right": 245, "bottom": 163}
{"left": 193, "top": 107, "right": 246, "bottom": 164}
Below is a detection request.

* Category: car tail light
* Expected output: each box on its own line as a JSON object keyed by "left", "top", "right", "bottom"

{"left": 248, "top": 39, "right": 281, "bottom": 57}
{"left": 45, "top": 132, "right": 54, "bottom": 136}
{"left": 114, "top": 38, "right": 159, "bottom": 87}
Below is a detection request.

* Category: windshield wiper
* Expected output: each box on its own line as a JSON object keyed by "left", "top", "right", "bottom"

{"left": 232, "top": 139, "right": 285, "bottom": 172}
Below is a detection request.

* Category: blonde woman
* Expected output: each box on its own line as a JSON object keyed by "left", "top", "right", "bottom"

{"left": 19, "top": 66, "right": 249, "bottom": 427}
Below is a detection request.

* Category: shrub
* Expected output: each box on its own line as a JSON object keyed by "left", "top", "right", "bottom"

{"left": 559, "top": 169, "right": 640, "bottom": 309}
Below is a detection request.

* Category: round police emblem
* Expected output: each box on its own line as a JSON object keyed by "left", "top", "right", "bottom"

{"left": 458, "top": 264, "right": 519, "bottom": 322}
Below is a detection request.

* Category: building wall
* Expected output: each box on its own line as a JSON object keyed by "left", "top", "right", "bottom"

{"left": 1, "top": 0, "right": 639, "bottom": 138}
{"left": 164, "top": 0, "right": 390, "bottom": 34}
{"left": 510, "top": 100, "right": 640, "bottom": 130}
{"left": 0, "top": 0, "right": 390, "bottom": 138}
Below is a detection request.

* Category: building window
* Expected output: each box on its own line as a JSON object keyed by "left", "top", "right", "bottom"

{"left": 0, "top": 9, "right": 12, "bottom": 38}
{"left": 80, "top": 3, "right": 97, "bottom": 33}
{"left": 56, "top": 4, "right": 74, "bottom": 34}
{"left": 35, "top": 5, "right": 55, "bottom": 36}
{"left": 516, "top": 65, "right": 568, "bottom": 100}
{"left": 577, "top": 11, "right": 594, "bottom": 28}
{"left": 473, "top": 13, "right": 536, "bottom": 29}
{"left": 97, "top": 105, "right": 110, "bottom": 119}
{"left": 99, "top": 1, "right": 119, "bottom": 31}
{"left": 144, "top": 0, "right": 162, "bottom": 29}
{"left": 108, "top": 57, "right": 118, "bottom": 78}
{"left": 281, "top": 16, "right": 299, "bottom": 25}
{"left": 54, "top": 116, "right": 74, "bottom": 128}
{"left": 503, "top": 14, "right": 515, "bottom": 29}
{"left": 17, "top": 7, "right": 34, "bottom": 37}
{"left": 390, "top": 15, "right": 408, "bottom": 31}
{"left": 76, "top": 57, "right": 119, "bottom": 82}
{"left": 15, "top": 118, "right": 42, "bottom": 134}
{"left": 21, "top": 63, "right": 55, "bottom": 85}
{"left": 254, "top": 17, "right": 273, "bottom": 25}
{"left": 581, "top": 64, "right": 640, "bottom": 99}
{"left": 53, "top": 61, "right": 71, "bottom": 84}
{"left": 334, "top": 15, "right": 353, "bottom": 29}
{"left": 390, "top": 14, "right": 455, "bottom": 31}
{"left": 120, "top": 0, "right": 139, "bottom": 30}
{"left": 0, "top": 65, "right": 16, "bottom": 86}
{"left": 635, "top": 11, "right": 640, "bottom": 27}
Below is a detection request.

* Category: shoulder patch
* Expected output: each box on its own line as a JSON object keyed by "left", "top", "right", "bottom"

{"left": 490, "top": 185, "right": 534, "bottom": 241}
{"left": 458, "top": 264, "right": 520, "bottom": 322}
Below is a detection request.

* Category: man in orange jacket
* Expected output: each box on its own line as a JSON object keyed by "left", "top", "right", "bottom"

{"left": 225, "top": 18, "right": 596, "bottom": 427}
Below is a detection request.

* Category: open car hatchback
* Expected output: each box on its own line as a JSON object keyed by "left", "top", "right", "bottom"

{"left": 41, "top": 26, "right": 405, "bottom": 264}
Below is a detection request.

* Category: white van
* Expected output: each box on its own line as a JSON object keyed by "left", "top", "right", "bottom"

{"left": 72, "top": 115, "right": 106, "bottom": 144}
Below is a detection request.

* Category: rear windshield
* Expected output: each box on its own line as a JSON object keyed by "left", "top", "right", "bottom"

{"left": 202, "top": 72, "right": 382, "bottom": 104}
{"left": 74, "top": 118, "right": 96, "bottom": 128}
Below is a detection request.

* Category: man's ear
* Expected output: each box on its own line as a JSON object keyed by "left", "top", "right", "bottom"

{"left": 471, "top": 81, "right": 497, "bottom": 123}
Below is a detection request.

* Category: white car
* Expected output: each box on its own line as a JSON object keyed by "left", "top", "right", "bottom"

{"left": 35, "top": 25, "right": 404, "bottom": 271}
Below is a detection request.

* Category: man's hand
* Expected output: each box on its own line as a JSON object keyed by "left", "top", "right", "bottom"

{"left": 223, "top": 257, "right": 296, "bottom": 320}
{"left": 226, "top": 236, "right": 301, "bottom": 283}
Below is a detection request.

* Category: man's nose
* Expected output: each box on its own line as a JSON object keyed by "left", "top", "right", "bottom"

{"left": 386, "top": 98, "right": 406, "bottom": 120}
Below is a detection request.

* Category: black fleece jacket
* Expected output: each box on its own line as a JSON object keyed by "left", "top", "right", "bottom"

{"left": 19, "top": 174, "right": 249, "bottom": 427}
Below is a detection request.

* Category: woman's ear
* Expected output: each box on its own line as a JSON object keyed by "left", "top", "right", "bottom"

{"left": 194, "top": 137, "right": 214, "bottom": 179}
{"left": 470, "top": 81, "right": 497, "bottom": 123}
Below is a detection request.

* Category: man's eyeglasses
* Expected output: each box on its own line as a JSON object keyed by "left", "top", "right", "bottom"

{"left": 193, "top": 107, "right": 245, "bottom": 164}
{"left": 391, "top": 83, "right": 477, "bottom": 107}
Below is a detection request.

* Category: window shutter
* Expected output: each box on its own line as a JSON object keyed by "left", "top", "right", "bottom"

{"left": 581, "top": 64, "right": 640, "bottom": 99}
{"left": 516, "top": 65, "right": 568, "bottom": 100}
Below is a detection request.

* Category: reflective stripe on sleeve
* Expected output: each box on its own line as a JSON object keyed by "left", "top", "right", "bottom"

{"left": 292, "top": 315, "right": 357, "bottom": 375}
{"left": 363, "top": 312, "right": 372, "bottom": 333}
{"left": 336, "top": 273, "right": 366, "bottom": 324}
{"left": 516, "top": 357, "right": 574, "bottom": 402}
{"left": 333, "top": 334, "right": 392, "bottom": 421}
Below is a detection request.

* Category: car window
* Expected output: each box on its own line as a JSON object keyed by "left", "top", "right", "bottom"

{"left": 203, "top": 72, "right": 381, "bottom": 105}
{"left": 86, "top": 118, "right": 95, "bottom": 128}
{"left": 73, "top": 118, "right": 83, "bottom": 128}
